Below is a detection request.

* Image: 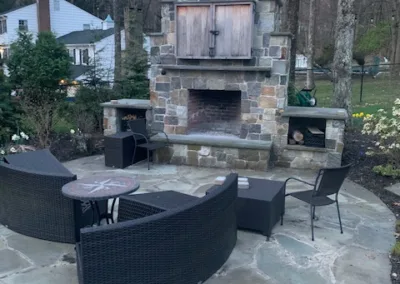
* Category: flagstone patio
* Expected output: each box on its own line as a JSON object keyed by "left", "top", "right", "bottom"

{"left": 0, "top": 155, "right": 395, "bottom": 284}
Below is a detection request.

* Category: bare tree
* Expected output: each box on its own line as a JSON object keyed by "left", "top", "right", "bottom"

{"left": 305, "top": 0, "right": 317, "bottom": 89}
{"left": 391, "top": 0, "right": 400, "bottom": 75}
{"left": 124, "top": 0, "right": 144, "bottom": 55}
{"left": 113, "top": 0, "right": 122, "bottom": 91}
{"left": 282, "top": 0, "right": 300, "bottom": 88}
{"left": 332, "top": 0, "right": 356, "bottom": 117}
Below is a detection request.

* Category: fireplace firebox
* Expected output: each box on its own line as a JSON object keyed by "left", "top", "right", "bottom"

{"left": 188, "top": 90, "right": 242, "bottom": 137}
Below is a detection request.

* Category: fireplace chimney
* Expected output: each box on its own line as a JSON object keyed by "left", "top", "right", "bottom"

{"left": 37, "top": 0, "right": 51, "bottom": 32}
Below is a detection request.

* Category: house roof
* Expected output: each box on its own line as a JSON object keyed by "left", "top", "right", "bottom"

{"left": 104, "top": 15, "right": 114, "bottom": 23}
{"left": 70, "top": 65, "right": 93, "bottom": 79}
{"left": 57, "top": 28, "right": 115, "bottom": 44}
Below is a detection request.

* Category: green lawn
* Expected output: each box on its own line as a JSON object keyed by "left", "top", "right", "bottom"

{"left": 296, "top": 76, "right": 400, "bottom": 114}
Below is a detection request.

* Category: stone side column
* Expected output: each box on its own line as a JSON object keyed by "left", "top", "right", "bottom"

{"left": 325, "top": 119, "right": 345, "bottom": 167}
{"left": 103, "top": 107, "right": 118, "bottom": 136}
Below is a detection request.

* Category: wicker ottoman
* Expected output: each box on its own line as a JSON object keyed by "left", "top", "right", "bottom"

{"left": 236, "top": 178, "right": 285, "bottom": 240}
{"left": 104, "top": 132, "right": 146, "bottom": 169}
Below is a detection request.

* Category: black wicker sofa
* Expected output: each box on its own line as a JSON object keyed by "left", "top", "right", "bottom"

{"left": 76, "top": 173, "right": 239, "bottom": 284}
{"left": 0, "top": 149, "right": 106, "bottom": 243}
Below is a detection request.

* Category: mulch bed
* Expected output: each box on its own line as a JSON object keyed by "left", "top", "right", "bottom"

{"left": 49, "top": 133, "right": 104, "bottom": 162}
{"left": 342, "top": 128, "right": 400, "bottom": 283}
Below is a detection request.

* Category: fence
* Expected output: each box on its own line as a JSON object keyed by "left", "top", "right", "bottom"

{"left": 295, "top": 63, "right": 400, "bottom": 113}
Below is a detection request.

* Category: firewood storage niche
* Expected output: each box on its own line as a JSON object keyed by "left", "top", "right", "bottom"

{"left": 288, "top": 117, "right": 326, "bottom": 148}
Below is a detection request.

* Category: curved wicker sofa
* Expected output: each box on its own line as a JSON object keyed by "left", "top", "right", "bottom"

{"left": 0, "top": 150, "right": 105, "bottom": 244}
{"left": 76, "top": 173, "right": 238, "bottom": 284}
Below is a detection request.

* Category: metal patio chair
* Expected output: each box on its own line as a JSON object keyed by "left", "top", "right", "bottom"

{"left": 128, "top": 119, "right": 169, "bottom": 170}
{"left": 282, "top": 164, "right": 351, "bottom": 241}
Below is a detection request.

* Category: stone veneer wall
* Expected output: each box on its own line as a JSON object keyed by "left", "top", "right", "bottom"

{"left": 148, "top": 0, "right": 292, "bottom": 145}
{"left": 275, "top": 119, "right": 345, "bottom": 169}
{"left": 156, "top": 144, "right": 270, "bottom": 171}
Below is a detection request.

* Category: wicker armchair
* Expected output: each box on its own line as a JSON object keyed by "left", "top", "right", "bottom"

{"left": 76, "top": 174, "right": 238, "bottom": 284}
{"left": 0, "top": 150, "right": 107, "bottom": 243}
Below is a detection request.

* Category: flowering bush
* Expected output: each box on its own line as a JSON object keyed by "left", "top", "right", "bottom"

{"left": 0, "top": 131, "right": 35, "bottom": 158}
{"left": 362, "top": 99, "right": 400, "bottom": 177}
{"left": 352, "top": 112, "right": 371, "bottom": 128}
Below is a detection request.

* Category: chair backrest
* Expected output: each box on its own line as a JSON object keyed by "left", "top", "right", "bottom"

{"left": 78, "top": 174, "right": 238, "bottom": 284}
{"left": 128, "top": 118, "right": 148, "bottom": 137}
{"left": 0, "top": 161, "right": 78, "bottom": 243}
{"left": 4, "top": 149, "right": 72, "bottom": 175}
{"left": 315, "top": 164, "right": 351, "bottom": 197}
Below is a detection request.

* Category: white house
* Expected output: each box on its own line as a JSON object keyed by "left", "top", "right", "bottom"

{"left": 0, "top": 0, "right": 104, "bottom": 59}
{"left": 58, "top": 23, "right": 151, "bottom": 83}
{"left": 296, "top": 54, "right": 308, "bottom": 70}
{"left": 0, "top": 0, "right": 150, "bottom": 84}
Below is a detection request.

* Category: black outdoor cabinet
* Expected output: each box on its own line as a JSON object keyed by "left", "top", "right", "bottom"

{"left": 105, "top": 132, "right": 146, "bottom": 169}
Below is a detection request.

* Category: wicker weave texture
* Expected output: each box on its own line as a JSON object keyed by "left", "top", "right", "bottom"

{"left": 0, "top": 162, "right": 104, "bottom": 243}
{"left": 77, "top": 174, "right": 239, "bottom": 284}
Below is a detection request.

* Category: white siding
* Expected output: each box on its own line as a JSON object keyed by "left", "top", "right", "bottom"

{"left": 296, "top": 54, "right": 308, "bottom": 69}
{"left": 92, "top": 34, "right": 116, "bottom": 82}
{"left": 90, "top": 31, "right": 151, "bottom": 83}
{"left": 0, "top": 0, "right": 103, "bottom": 46}
{"left": 0, "top": 4, "right": 37, "bottom": 44}
{"left": 49, "top": 0, "right": 102, "bottom": 38}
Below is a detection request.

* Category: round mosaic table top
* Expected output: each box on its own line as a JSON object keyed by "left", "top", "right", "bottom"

{"left": 62, "top": 176, "right": 140, "bottom": 201}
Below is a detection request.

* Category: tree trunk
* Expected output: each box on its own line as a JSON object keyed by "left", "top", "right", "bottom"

{"left": 124, "top": 0, "right": 144, "bottom": 54}
{"left": 306, "top": 0, "right": 317, "bottom": 90}
{"left": 332, "top": 0, "right": 356, "bottom": 119}
{"left": 113, "top": 0, "right": 122, "bottom": 90}
{"left": 391, "top": 1, "right": 400, "bottom": 75}
{"left": 124, "top": 0, "right": 144, "bottom": 78}
{"left": 282, "top": 0, "right": 300, "bottom": 88}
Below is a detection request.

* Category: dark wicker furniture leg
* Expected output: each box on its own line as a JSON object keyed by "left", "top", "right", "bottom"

{"left": 235, "top": 178, "right": 285, "bottom": 241}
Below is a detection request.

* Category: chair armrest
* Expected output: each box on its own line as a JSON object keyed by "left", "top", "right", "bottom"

{"left": 284, "top": 177, "right": 315, "bottom": 187}
{"left": 150, "top": 130, "right": 170, "bottom": 145}
{"left": 284, "top": 177, "right": 316, "bottom": 197}
{"left": 131, "top": 131, "right": 149, "bottom": 144}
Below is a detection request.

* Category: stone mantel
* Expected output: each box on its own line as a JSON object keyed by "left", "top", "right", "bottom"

{"left": 281, "top": 107, "right": 348, "bottom": 120}
{"left": 151, "top": 134, "right": 272, "bottom": 150}
{"left": 159, "top": 65, "right": 272, "bottom": 73}
{"left": 101, "top": 99, "right": 152, "bottom": 110}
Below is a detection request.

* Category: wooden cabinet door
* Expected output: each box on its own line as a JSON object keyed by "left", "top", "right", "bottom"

{"left": 214, "top": 3, "right": 253, "bottom": 58}
{"left": 176, "top": 5, "right": 212, "bottom": 58}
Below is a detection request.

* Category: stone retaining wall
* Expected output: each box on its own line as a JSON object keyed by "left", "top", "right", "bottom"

{"left": 156, "top": 144, "right": 270, "bottom": 171}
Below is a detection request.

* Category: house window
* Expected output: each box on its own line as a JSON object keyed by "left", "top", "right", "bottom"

{"left": 73, "top": 49, "right": 77, "bottom": 65}
{"left": 83, "top": 24, "right": 90, "bottom": 30}
{"left": 0, "top": 19, "right": 7, "bottom": 34}
{"left": 82, "top": 49, "right": 89, "bottom": 65}
{"left": 68, "top": 49, "right": 75, "bottom": 64}
{"left": 54, "top": 0, "right": 60, "bottom": 11}
{"left": 18, "top": 20, "right": 28, "bottom": 31}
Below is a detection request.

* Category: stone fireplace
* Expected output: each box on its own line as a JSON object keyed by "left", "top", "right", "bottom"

{"left": 146, "top": 0, "right": 292, "bottom": 170}
{"left": 101, "top": 0, "right": 348, "bottom": 170}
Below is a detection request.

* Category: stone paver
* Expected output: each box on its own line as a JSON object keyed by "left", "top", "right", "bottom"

{"left": 386, "top": 183, "right": 400, "bottom": 197}
{"left": 0, "top": 155, "right": 395, "bottom": 284}
{"left": 0, "top": 250, "right": 31, "bottom": 277}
